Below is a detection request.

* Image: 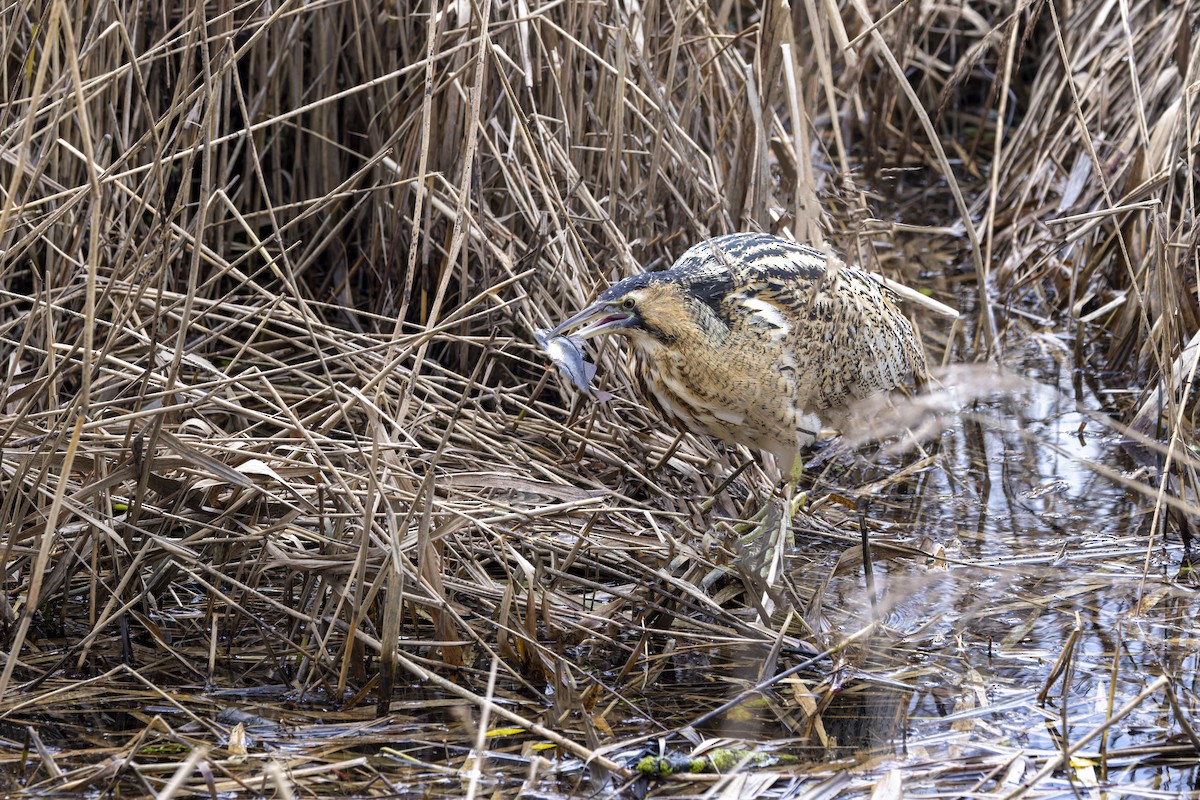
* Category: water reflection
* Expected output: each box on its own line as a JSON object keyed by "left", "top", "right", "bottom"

{"left": 805, "top": 331, "right": 1200, "bottom": 793}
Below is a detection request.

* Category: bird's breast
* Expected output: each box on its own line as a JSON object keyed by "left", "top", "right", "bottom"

{"left": 628, "top": 329, "right": 815, "bottom": 464}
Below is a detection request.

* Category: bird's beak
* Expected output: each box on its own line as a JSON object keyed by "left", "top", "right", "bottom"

{"left": 548, "top": 300, "right": 635, "bottom": 340}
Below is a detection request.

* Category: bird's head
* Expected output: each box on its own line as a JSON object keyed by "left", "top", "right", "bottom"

{"left": 549, "top": 273, "right": 704, "bottom": 347}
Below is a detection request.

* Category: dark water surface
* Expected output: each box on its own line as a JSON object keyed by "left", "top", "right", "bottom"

{"left": 800, "top": 326, "right": 1200, "bottom": 797}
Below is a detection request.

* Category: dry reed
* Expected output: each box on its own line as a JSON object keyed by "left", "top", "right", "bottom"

{"left": 1, "top": 0, "right": 1197, "bottom": 796}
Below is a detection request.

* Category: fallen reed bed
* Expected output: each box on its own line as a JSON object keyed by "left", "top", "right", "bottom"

{"left": 1, "top": 0, "right": 1198, "bottom": 796}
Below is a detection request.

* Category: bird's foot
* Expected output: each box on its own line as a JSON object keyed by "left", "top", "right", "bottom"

{"left": 733, "top": 490, "right": 806, "bottom": 585}
{"left": 700, "top": 490, "right": 807, "bottom": 600}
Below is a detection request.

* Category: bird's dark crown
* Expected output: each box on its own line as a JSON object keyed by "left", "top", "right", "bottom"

{"left": 600, "top": 262, "right": 733, "bottom": 324}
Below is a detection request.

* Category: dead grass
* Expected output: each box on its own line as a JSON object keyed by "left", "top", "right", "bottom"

{"left": 1, "top": 0, "right": 1198, "bottom": 796}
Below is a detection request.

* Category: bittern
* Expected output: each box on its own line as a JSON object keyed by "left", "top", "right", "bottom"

{"left": 545, "top": 232, "right": 927, "bottom": 582}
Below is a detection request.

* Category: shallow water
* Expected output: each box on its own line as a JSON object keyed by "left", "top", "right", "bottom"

{"left": 527, "top": 313, "right": 1199, "bottom": 798}
{"left": 800, "top": 327, "right": 1200, "bottom": 796}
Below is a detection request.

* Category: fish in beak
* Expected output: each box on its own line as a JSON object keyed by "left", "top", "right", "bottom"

{"left": 535, "top": 288, "right": 642, "bottom": 401}
{"left": 534, "top": 326, "right": 614, "bottom": 403}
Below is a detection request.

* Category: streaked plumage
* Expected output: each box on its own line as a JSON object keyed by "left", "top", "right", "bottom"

{"left": 549, "top": 232, "right": 927, "bottom": 472}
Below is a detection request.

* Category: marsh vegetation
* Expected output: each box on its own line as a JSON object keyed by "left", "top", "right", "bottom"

{"left": 1, "top": 0, "right": 1198, "bottom": 796}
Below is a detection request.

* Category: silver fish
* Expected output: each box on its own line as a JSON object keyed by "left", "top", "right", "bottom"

{"left": 535, "top": 328, "right": 613, "bottom": 403}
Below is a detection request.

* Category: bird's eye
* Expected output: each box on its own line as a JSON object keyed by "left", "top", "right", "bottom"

{"left": 620, "top": 296, "right": 636, "bottom": 311}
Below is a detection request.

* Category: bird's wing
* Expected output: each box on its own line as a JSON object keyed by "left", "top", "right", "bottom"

{"left": 728, "top": 253, "right": 924, "bottom": 413}
{"left": 719, "top": 242, "right": 830, "bottom": 339}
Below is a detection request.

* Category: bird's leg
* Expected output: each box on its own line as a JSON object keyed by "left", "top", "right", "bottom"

{"left": 781, "top": 453, "right": 809, "bottom": 528}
